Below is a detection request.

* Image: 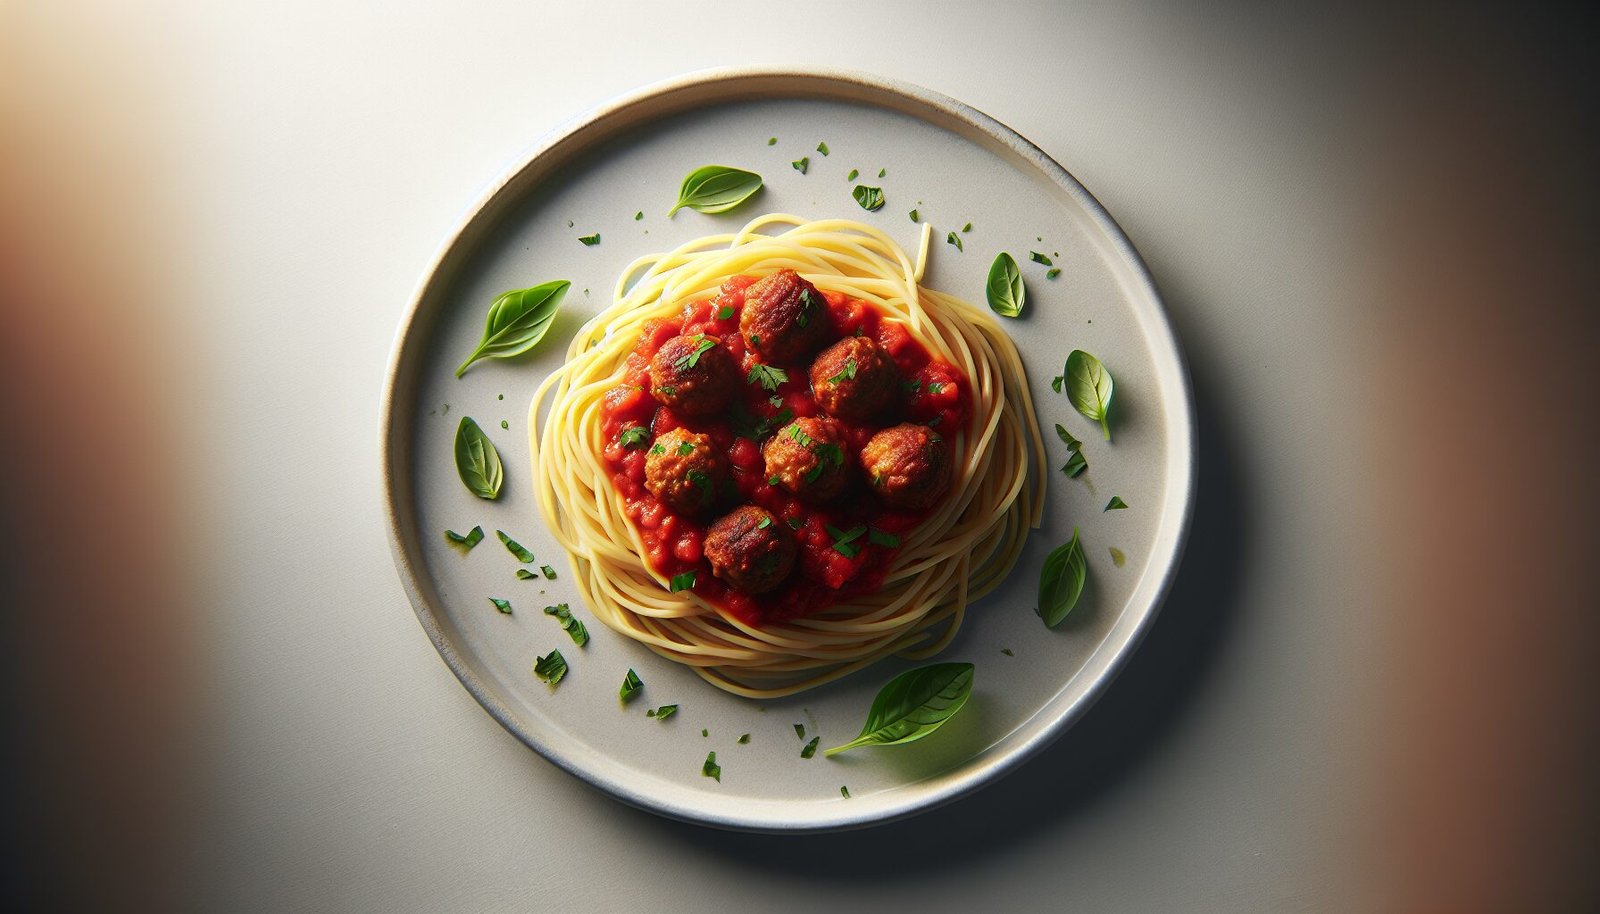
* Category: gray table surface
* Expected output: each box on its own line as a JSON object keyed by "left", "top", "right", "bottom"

{"left": 14, "top": 2, "right": 1594, "bottom": 912}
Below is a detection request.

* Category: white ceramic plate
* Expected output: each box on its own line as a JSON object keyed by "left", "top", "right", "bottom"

{"left": 381, "top": 68, "right": 1194, "bottom": 832}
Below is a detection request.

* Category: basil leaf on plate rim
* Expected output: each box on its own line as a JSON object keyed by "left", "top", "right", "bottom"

{"left": 454, "top": 417, "right": 503, "bottom": 500}
{"left": 668, "top": 165, "right": 763, "bottom": 216}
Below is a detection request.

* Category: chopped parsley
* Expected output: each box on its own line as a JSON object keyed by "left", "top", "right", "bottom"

{"left": 852, "top": 185, "right": 885, "bottom": 212}
{"left": 747, "top": 363, "right": 788, "bottom": 391}
{"left": 497, "top": 530, "right": 535, "bottom": 563}
{"left": 816, "top": 141, "right": 829, "bottom": 156}
{"left": 656, "top": 384, "right": 677, "bottom": 397}
{"left": 646, "top": 704, "right": 678, "bottom": 720}
{"left": 634, "top": 211, "right": 643, "bottom": 220}
{"left": 926, "top": 381, "right": 945, "bottom": 394}
{"left": 841, "top": 786, "right": 850, "bottom": 798}
{"left": 793, "top": 723, "right": 806, "bottom": 739}
{"left": 702, "top": 751, "right": 721, "bottom": 782}
{"left": 649, "top": 443, "right": 667, "bottom": 455}
{"left": 702, "top": 729, "right": 708, "bottom": 738}
{"left": 846, "top": 168, "right": 859, "bottom": 181}
{"left": 825, "top": 357, "right": 858, "bottom": 385}
{"left": 669, "top": 571, "right": 696, "bottom": 592}
{"left": 878, "top": 167, "right": 886, "bottom": 177}
{"left": 801, "top": 737, "right": 820, "bottom": 759}
{"left": 1001, "top": 648, "right": 1015, "bottom": 657}
{"left": 716, "top": 304, "right": 735, "bottom": 320}
{"left": 1050, "top": 375, "right": 1064, "bottom": 393}
{"left": 673, "top": 334, "right": 717, "bottom": 370}
{"left": 578, "top": 233, "right": 600, "bottom": 246}
{"left": 867, "top": 528, "right": 901, "bottom": 548}
{"left": 826, "top": 524, "right": 868, "bottom": 558}
{"left": 500, "top": 420, "right": 509, "bottom": 429}
{"left": 1105, "top": 496, "right": 1129, "bottom": 511}
{"left": 444, "top": 525, "right": 485, "bottom": 551}
{"left": 1030, "top": 251, "right": 1053, "bottom": 265}
{"left": 516, "top": 569, "right": 537, "bottom": 580}
{"left": 687, "top": 469, "right": 712, "bottom": 502}
{"left": 489, "top": 597, "right": 512, "bottom": 614}
{"left": 1110, "top": 547, "right": 1126, "bottom": 567}
{"left": 786, "top": 424, "right": 814, "bottom": 447}
{"left": 786, "top": 516, "right": 803, "bottom": 529}
{"left": 767, "top": 136, "right": 777, "bottom": 145}
{"left": 946, "top": 231, "right": 963, "bottom": 252}
{"left": 811, "top": 441, "right": 844, "bottom": 470}
{"left": 619, "top": 668, "right": 643, "bottom": 704}
{"left": 1054, "top": 423, "right": 1082, "bottom": 450}
{"left": 540, "top": 564, "right": 558, "bottom": 579}
{"left": 676, "top": 441, "right": 695, "bottom": 456}
{"left": 543, "top": 603, "right": 588, "bottom": 646}
{"left": 962, "top": 222, "right": 972, "bottom": 232}
{"left": 619, "top": 426, "right": 651, "bottom": 449}
{"left": 792, "top": 157, "right": 809, "bottom": 174}
{"left": 909, "top": 209, "right": 920, "bottom": 223}
{"left": 533, "top": 650, "right": 566, "bottom": 685}
{"left": 731, "top": 404, "right": 792, "bottom": 440}
{"left": 1062, "top": 450, "right": 1088, "bottom": 478}
{"left": 756, "top": 515, "right": 772, "bottom": 530}
{"left": 737, "top": 733, "right": 751, "bottom": 744}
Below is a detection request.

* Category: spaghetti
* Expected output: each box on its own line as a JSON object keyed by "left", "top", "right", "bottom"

{"left": 529, "top": 215, "right": 1045, "bottom": 698}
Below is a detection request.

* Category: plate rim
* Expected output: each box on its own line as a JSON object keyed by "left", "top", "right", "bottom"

{"left": 379, "top": 65, "right": 1197, "bottom": 833}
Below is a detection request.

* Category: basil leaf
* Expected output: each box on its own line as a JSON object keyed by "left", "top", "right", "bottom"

{"left": 646, "top": 704, "right": 678, "bottom": 720}
{"left": 801, "top": 737, "right": 820, "bottom": 759}
{"left": 852, "top": 185, "right": 885, "bottom": 212}
{"left": 533, "top": 650, "right": 567, "bottom": 685}
{"left": 496, "top": 529, "right": 534, "bottom": 563}
{"left": 1061, "top": 450, "right": 1087, "bottom": 478}
{"left": 444, "top": 525, "right": 485, "bottom": 551}
{"left": 578, "top": 233, "right": 600, "bottom": 246}
{"left": 455, "top": 280, "right": 570, "bottom": 377}
{"left": 1054, "top": 423, "right": 1082, "bottom": 451}
{"left": 824, "top": 662, "right": 975, "bottom": 756}
{"left": 489, "top": 597, "right": 512, "bottom": 614}
{"left": 668, "top": 165, "right": 763, "bottom": 216}
{"left": 702, "top": 751, "right": 721, "bottom": 782}
{"left": 454, "top": 418, "right": 503, "bottom": 499}
{"left": 1064, "top": 349, "right": 1114, "bottom": 440}
{"left": 619, "top": 669, "right": 643, "bottom": 704}
{"left": 985, "top": 252, "right": 1025, "bottom": 318}
{"left": 946, "top": 231, "right": 963, "bottom": 252}
{"left": 1038, "top": 528, "right": 1087, "bottom": 627}
{"left": 1105, "top": 496, "right": 1128, "bottom": 511}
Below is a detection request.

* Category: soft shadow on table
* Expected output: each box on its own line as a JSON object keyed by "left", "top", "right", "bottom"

{"left": 622, "top": 279, "right": 1251, "bottom": 876}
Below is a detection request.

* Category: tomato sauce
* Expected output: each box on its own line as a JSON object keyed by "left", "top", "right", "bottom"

{"left": 598, "top": 275, "right": 970, "bottom": 626}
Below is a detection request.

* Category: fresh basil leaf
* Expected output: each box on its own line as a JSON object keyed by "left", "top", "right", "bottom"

{"left": 516, "top": 569, "right": 537, "bottom": 580}
{"left": 541, "top": 564, "right": 558, "bottom": 580}
{"left": 455, "top": 280, "right": 570, "bottom": 377}
{"left": 578, "top": 233, "right": 600, "bottom": 246}
{"left": 668, "top": 164, "right": 763, "bottom": 216}
{"left": 1054, "top": 423, "right": 1082, "bottom": 451}
{"left": 489, "top": 597, "right": 512, "bottom": 614}
{"left": 1064, "top": 349, "right": 1114, "bottom": 440}
{"left": 496, "top": 530, "right": 534, "bottom": 563}
{"left": 846, "top": 168, "right": 859, "bottom": 181}
{"left": 1061, "top": 450, "right": 1087, "bottom": 478}
{"left": 852, "top": 185, "right": 885, "bottom": 212}
{"left": 444, "top": 525, "right": 485, "bottom": 551}
{"left": 646, "top": 704, "right": 678, "bottom": 720}
{"left": 669, "top": 571, "right": 696, "bottom": 592}
{"left": 801, "top": 737, "right": 820, "bottom": 759}
{"left": 702, "top": 751, "right": 721, "bottom": 782}
{"left": 1029, "top": 251, "right": 1053, "bottom": 266}
{"left": 823, "top": 662, "right": 975, "bottom": 756}
{"left": 619, "top": 669, "right": 643, "bottom": 704}
{"left": 1038, "top": 527, "right": 1087, "bottom": 627}
{"left": 533, "top": 650, "right": 566, "bottom": 685}
{"left": 985, "top": 252, "right": 1025, "bottom": 318}
{"left": 946, "top": 231, "right": 963, "bottom": 252}
{"left": 455, "top": 417, "right": 504, "bottom": 499}
{"left": 1105, "top": 496, "right": 1128, "bottom": 511}
{"left": 792, "top": 157, "right": 809, "bottom": 174}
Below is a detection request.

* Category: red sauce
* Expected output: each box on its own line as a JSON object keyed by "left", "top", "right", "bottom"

{"left": 599, "top": 275, "right": 970, "bottom": 627}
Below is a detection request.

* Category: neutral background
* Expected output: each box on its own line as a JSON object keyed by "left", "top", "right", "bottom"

{"left": 3, "top": 2, "right": 1595, "bottom": 912}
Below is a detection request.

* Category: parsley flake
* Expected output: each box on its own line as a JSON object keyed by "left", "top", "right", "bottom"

{"left": 619, "top": 669, "right": 643, "bottom": 704}
{"left": 673, "top": 335, "right": 717, "bottom": 370}
{"left": 825, "top": 357, "right": 858, "bottom": 385}
{"left": 489, "top": 597, "right": 512, "bottom": 614}
{"left": 1030, "top": 251, "right": 1053, "bottom": 266}
{"left": 801, "top": 737, "right": 820, "bottom": 759}
{"left": 946, "top": 231, "right": 963, "bottom": 252}
{"left": 846, "top": 168, "right": 859, "bottom": 181}
{"left": 702, "top": 751, "right": 721, "bottom": 782}
{"left": 792, "top": 157, "right": 809, "bottom": 174}
{"left": 541, "top": 564, "right": 558, "bottom": 580}
{"left": 826, "top": 524, "right": 868, "bottom": 558}
{"left": 497, "top": 530, "right": 535, "bottom": 563}
{"left": 867, "top": 528, "right": 901, "bottom": 548}
{"left": 444, "top": 526, "right": 485, "bottom": 551}
{"left": 578, "top": 233, "right": 600, "bottom": 246}
{"left": 1047, "top": 268, "right": 1061, "bottom": 279}
{"left": 717, "top": 304, "right": 735, "bottom": 320}
{"left": 669, "top": 571, "right": 696, "bottom": 592}
{"left": 816, "top": 141, "right": 829, "bottom": 156}
{"left": 1105, "top": 496, "right": 1129, "bottom": 511}
{"left": 533, "top": 650, "right": 566, "bottom": 685}
{"left": 647, "top": 704, "right": 678, "bottom": 720}
{"left": 747, "top": 363, "right": 789, "bottom": 391}
{"left": 619, "top": 426, "right": 651, "bottom": 449}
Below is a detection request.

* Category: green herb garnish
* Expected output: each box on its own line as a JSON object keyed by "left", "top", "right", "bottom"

{"left": 1038, "top": 528, "right": 1087, "bottom": 627}
{"left": 794, "top": 723, "right": 806, "bottom": 739}
{"left": 444, "top": 525, "right": 485, "bottom": 551}
{"left": 649, "top": 443, "right": 666, "bottom": 455}
{"left": 455, "top": 280, "right": 570, "bottom": 377}
{"left": 1062, "top": 450, "right": 1088, "bottom": 478}
{"left": 927, "top": 381, "right": 945, "bottom": 394}
{"left": 816, "top": 141, "right": 829, "bottom": 156}
{"left": 1064, "top": 350, "right": 1114, "bottom": 440}
{"left": 909, "top": 209, "right": 919, "bottom": 222}
{"left": 786, "top": 424, "right": 814, "bottom": 447}
{"left": 962, "top": 222, "right": 972, "bottom": 232}
{"left": 673, "top": 335, "right": 718, "bottom": 370}
{"left": 489, "top": 598, "right": 512, "bottom": 614}
{"left": 792, "top": 157, "right": 809, "bottom": 174}
{"left": 846, "top": 168, "right": 859, "bottom": 181}
{"left": 496, "top": 530, "right": 535, "bottom": 563}
{"left": 1047, "top": 268, "right": 1061, "bottom": 279}
{"left": 747, "top": 363, "right": 788, "bottom": 391}
{"left": 646, "top": 704, "right": 678, "bottom": 720}
{"left": 756, "top": 515, "right": 772, "bottom": 530}
{"left": 1105, "top": 496, "right": 1128, "bottom": 511}
{"left": 767, "top": 137, "right": 777, "bottom": 145}
{"left": 1029, "top": 251, "right": 1053, "bottom": 266}
{"left": 619, "top": 426, "right": 651, "bottom": 449}
{"left": 825, "top": 357, "right": 858, "bottom": 384}
{"left": 578, "top": 233, "right": 600, "bottom": 246}
{"left": 867, "top": 528, "right": 901, "bottom": 547}
{"left": 676, "top": 441, "right": 695, "bottom": 457}
{"left": 824, "top": 662, "right": 975, "bottom": 756}
{"left": 1110, "top": 547, "right": 1126, "bottom": 567}
{"left": 1001, "top": 648, "right": 1015, "bottom": 657}
{"left": 702, "top": 751, "right": 721, "bottom": 782}
{"left": 1050, "top": 375, "right": 1063, "bottom": 393}
{"left": 619, "top": 669, "right": 643, "bottom": 704}
{"left": 500, "top": 420, "right": 508, "bottom": 429}
{"left": 877, "top": 167, "right": 886, "bottom": 177}
{"left": 543, "top": 603, "right": 588, "bottom": 646}
{"left": 737, "top": 733, "right": 750, "bottom": 744}
{"left": 852, "top": 185, "right": 885, "bottom": 212}
{"left": 717, "top": 304, "right": 735, "bottom": 320}
{"left": 841, "top": 786, "right": 850, "bottom": 798}
{"left": 1054, "top": 423, "right": 1082, "bottom": 450}
{"left": 826, "top": 523, "right": 868, "bottom": 558}
{"left": 516, "top": 569, "right": 537, "bottom": 580}
{"left": 946, "top": 231, "right": 963, "bottom": 251}
{"left": 533, "top": 650, "right": 567, "bottom": 685}
{"left": 985, "top": 252, "right": 1025, "bottom": 318}
{"left": 801, "top": 737, "right": 820, "bottom": 759}
{"left": 634, "top": 211, "right": 643, "bottom": 220}
{"left": 668, "top": 165, "right": 764, "bottom": 216}
{"left": 454, "top": 417, "right": 504, "bottom": 500}
{"left": 669, "top": 571, "right": 696, "bottom": 592}
{"left": 541, "top": 564, "right": 558, "bottom": 579}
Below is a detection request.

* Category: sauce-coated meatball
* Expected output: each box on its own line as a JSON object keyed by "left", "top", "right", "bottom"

{"left": 649, "top": 333, "right": 739, "bottom": 417}
{"left": 703, "top": 505, "right": 796, "bottom": 594}
{"left": 809, "top": 336, "right": 900, "bottom": 422}
{"left": 762, "top": 417, "right": 851, "bottom": 502}
{"left": 644, "top": 428, "right": 727, "bottom": 516}
{"left": 860, "top": 423, "right": 951, "bottom": 511}
{"left": 739, "top": 269, "right": 831, "bottom": 364}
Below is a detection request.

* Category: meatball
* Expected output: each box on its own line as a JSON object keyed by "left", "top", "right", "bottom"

{"left": 809, "top": 336, "right": 900, "bottom": 422}
{"left": 704, "top": 505, "right": 797, "bottom": 594}
{"left": 644, "top": 427, "right": 727, "bottom": 516}
{"left": 860, "top": 423, "right": 951, "bottom": 510}
{"left": 739, "top": 269, "right": 831, "bottom": 363}
{"left": 649, "top": 333, "right": 739, "bottom": 417}
{"left": 762, "top": 417, "right": 851, "bottom": 502}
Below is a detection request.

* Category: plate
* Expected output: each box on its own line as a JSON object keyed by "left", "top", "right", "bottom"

{"left": 381, "top": 68, "right": 1194, "bottom": 832}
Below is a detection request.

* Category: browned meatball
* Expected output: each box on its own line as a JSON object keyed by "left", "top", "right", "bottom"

{"left": 704, "top": 505, "right": 796, "bottom": 594}
{"left": 860, "top": 423, "right": 951, "bottom": 511}
{"left": 762, "top": 416, "right": 850, "bottom": 502}
{"left": 739, "top": 269, "right": 831, "bottom": 364}
{"left": 809, "top": 336, "right": 900, "bottom": 422}
{"left": 644, "top": 427, "right": 726, "bottom": 516}
{"left": 649, "top": 334, "right": 739, "bottom": 417}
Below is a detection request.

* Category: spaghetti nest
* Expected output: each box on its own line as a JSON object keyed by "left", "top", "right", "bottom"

{"left": 529, "top": 214, "right": 1044, "bottom": 698}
